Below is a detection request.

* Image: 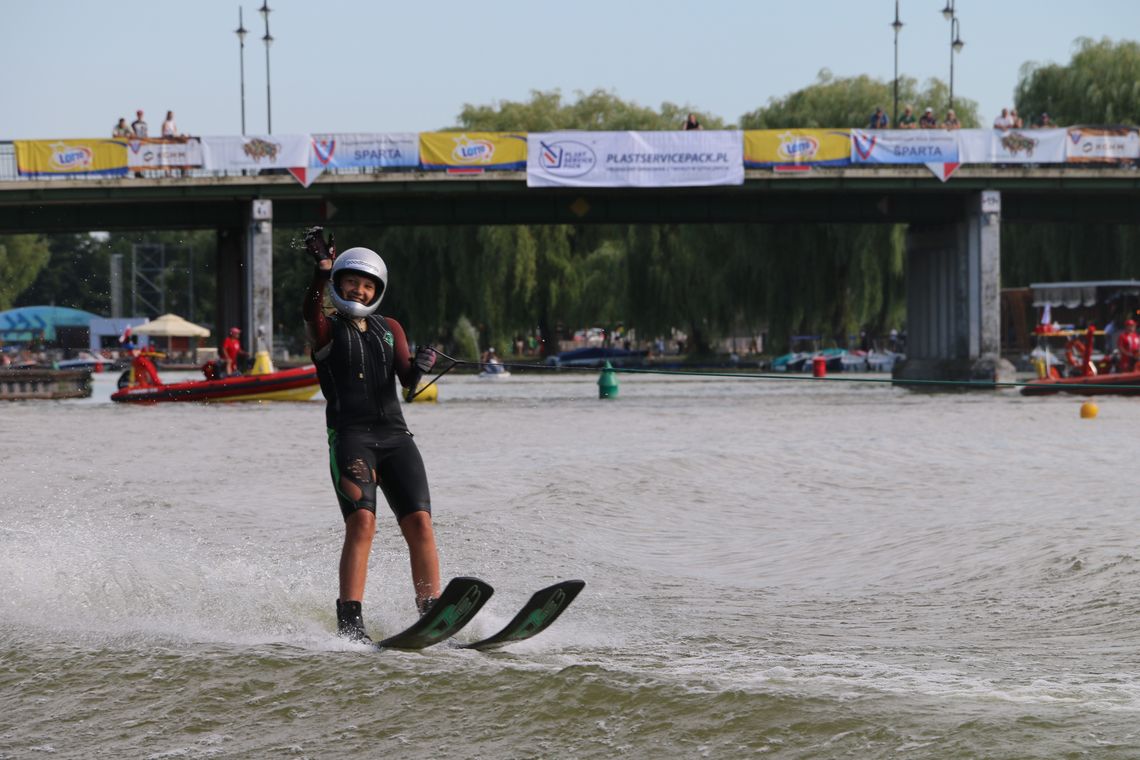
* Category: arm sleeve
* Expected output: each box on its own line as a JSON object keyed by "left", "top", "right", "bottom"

{"left": 387, "top": 318, "right": 419, "bottom": 389}
{"left": 303, "top": 269, "right": 333, "bottom": 353}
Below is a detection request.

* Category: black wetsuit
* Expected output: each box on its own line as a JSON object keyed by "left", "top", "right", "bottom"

{"left": 314, "top": 313, "right": 430, "bottom": 521}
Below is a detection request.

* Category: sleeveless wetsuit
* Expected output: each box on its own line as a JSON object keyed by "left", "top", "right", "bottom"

{"left": 314, "top": 313, "right": 430, "bottom": 521}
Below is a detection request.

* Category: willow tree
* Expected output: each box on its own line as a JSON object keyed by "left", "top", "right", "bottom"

{"left": 0, "top": 235, "right": 51, "bottom": 311}
{"left": 1003, "top": 38, "right": 1140, "bottom": 289}
{"left": 1015, "top": 38, "right": 1140, "bottom": 126}
{"left": 735, "top": 71, "right": 922, "bottom": 351}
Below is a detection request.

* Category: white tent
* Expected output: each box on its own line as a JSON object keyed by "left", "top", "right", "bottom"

{"left": 132, "top": 314, "right": 211, "bottom": 338}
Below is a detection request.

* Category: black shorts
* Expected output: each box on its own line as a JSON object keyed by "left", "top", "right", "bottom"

{"left": 327, "top": 427, "right": 431, "bottom": 521}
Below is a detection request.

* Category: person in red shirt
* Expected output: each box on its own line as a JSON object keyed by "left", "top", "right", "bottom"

{"left": 1118, "top": 319, "right": 1140, "bottom": 372}
{"left": 222, "top": 327, "right": 244, "bottom": 376}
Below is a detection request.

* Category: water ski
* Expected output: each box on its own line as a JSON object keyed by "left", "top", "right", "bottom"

{"left": 377, "top": 576, "right": 493, "bottom": 650}
{"left": 463, "top": 579, "right": 585, "bottom": 651}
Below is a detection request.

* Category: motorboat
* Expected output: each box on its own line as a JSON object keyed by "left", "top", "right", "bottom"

{"left": 545, "top": 346, "right": 646, "bottom": 368}
{"left": 111, "top": 351, "right": 320, "bottom": 403}
{"left": 1020, "top": 370, "right": 1140, "bottom": 396}
{"left": 478, "top": 358, "right": 511, "bottom": 378}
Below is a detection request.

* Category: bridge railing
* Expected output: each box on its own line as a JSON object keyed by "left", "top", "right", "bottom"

{"left": 2, "top": 127, "right": 1138, "bottom": 184}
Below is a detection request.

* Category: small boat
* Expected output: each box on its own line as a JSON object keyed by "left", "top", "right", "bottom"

{"left": 478, "top": 359, "right": 511, "bottom": 379}
{"left": 1020, "top": 370, "right": 1140, "bottom": 396}
{"left": 545, "top": 346, "right": 646, "bottom": 368}
{"left": 111, "top": 359, "right": 320, "bottom": 403}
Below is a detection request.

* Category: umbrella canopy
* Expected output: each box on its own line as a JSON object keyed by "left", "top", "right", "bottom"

{"left": 132, "top": 313, "right": 211, "bottom": 338}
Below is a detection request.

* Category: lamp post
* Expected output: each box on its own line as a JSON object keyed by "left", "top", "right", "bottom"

{"left": 259, "top": 1, "right": 273, "bottom": 134}
{"left": 941, "top": 0, "right": 965, "bottom": 110}
{"left": 891, "top": 1, "right": 903, "bottom": 127}
{"left": 235, "top": 8, "right": 247, "bottom": 135}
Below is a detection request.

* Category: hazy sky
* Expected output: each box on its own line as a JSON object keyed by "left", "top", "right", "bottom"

{"left": 1, "top": 0, "right": 1136, "bottom": 139}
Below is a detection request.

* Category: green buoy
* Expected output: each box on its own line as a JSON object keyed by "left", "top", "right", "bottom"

{"left": 598, "top": 360, "right": 619, "bottom": 399}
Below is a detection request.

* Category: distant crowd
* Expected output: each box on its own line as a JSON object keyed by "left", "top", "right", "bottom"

{"left": 867, "top": 105, "right": 1058, "bottom": 130}
{"left": 111, "top": 109, "right": 183, "bottom": 139}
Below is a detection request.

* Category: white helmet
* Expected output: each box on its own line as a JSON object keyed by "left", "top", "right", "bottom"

{"left": 330, "top": 247, "right": 387, "bottom": 318}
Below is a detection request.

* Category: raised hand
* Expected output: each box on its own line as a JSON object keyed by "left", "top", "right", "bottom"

{"left": 303, "top": 226, "right": 337, "bottom": 265}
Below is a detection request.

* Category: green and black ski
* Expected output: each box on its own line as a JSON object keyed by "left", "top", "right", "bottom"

{"left": 463, "top": 579, "right": 586, "bottom": 651}
{"left": 377, "top": 576, "right": 493, "bottom": 650}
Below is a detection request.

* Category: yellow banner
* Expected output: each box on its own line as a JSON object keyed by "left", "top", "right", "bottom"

{"left": 15, "top": 139, "right": 129, "bottom": 177}
{"left": 744, "top": 129, "right": 851, "bottom": 167}
{"left": 419, "top": 132, "right": 527, "bottom": 170}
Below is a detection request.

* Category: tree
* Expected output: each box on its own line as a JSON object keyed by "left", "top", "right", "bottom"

{"left": 0, "top": 235, "right": 51, "bottom": 310}
{"left": 1015, "top": 38, "right": 1140, "bottom": 125}
{"left": 740, "top": 69, "right": 980, "bottom": 129}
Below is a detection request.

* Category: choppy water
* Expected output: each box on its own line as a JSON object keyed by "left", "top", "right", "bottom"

{"left": 3, "top": 370, "right": 1140, "bottom": 759}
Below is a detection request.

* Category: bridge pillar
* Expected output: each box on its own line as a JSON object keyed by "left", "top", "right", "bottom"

{"left": 893, "top": 190, "right": 1014, "bottom": 386}
{"left": 246, "top": 200, "right": 274, "bottom": 358}
{"left": 215, "top": 200, "right": 274, "bottom": 360}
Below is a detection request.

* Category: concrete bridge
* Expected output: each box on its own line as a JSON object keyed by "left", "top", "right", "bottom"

{"left": 3, "top": 165, "right": 1140, "bottom": 382}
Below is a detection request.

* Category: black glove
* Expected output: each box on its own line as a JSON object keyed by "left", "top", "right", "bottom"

{"left": 413, "top": 345, "right": 436, "bottom": 374}
{"left": 303, "top": 226, "right": 337, "bottom": 264}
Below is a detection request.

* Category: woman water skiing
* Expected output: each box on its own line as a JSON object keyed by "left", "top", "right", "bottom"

{"left": 302, "top": 226, "right": 440, "bottom": 643}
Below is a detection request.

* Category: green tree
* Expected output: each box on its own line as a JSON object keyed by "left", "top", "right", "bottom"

{"left": 1015, "top": 38, "right": 1140, "bottom": 125}
{"left": 0, "top": 235, "right": 51, "bottom": 310}
{"left": 740, "top": 69, "right": 980, "bottom": 129}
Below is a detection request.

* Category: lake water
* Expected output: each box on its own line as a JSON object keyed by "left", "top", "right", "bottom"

{"left": 2, "top": 369, "right": 1140, "bottom": 759}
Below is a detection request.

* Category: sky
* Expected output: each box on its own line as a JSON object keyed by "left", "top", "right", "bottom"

{"left": 1, "top": 0, "right": 1137, "bottom": 140}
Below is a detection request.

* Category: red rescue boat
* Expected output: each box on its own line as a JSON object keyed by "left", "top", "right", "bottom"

{"left": 111, "top": 355, "right": 320, "bottom": 404}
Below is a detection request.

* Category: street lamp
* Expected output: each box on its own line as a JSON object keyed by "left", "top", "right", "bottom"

{"left": 259, "top": 1, "right": 273, "bottom": 134}
{"left": 940, "top": 0, "right": 965, "bottom": 110}
{"left": 234, "top": 7, "right": 247, "bottom": 135}
{"left": 891, "top": 1, "right": 903, "bottom": 126}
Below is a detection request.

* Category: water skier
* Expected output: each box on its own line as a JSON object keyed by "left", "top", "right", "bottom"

{"left": 302, "top": 226, "right": 440, "bottom": 643}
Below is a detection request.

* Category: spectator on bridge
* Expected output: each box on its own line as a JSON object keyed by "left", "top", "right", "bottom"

{"left": 941, "top": 109, "right": 961, "bottom": 129}
{"left": 1010, "top": 108, "right": 1024, "bottom": 129}
{"left": 112, "top": 117, "right": 132, "bottom": 138}
{"left": 131, "top": 110, "right": 148, "bottom": 138}
{"left": 161, "top": 110, "right": 179, "bottom": 139}
{"left": 1035, "top": 112, "right": 1056, "bottom": 128}
{"left": 993, "top": 108, "right": 1013, "bottom": 130}
{"left": 919, "top": 107, "right": 938, "bottom": 129}
{"left": 682, "top": 113, "right": 703, "bottom": 131}
{"left": 897, "top": 105, "right": 917, "bottom": 129}
{"left": 868, "top": 107, "right": 889, "bottom": 129}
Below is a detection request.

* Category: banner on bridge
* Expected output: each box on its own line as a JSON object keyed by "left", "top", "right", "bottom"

{"left": 419, "top": 132, "right": 528, "bottom": 171}
{"left": 299, "top": 133, "right": 419, "bottom": 186}
{"left": 15, "top": 139, "right": 128, "bottom": 177}
{"left": 1065, "top": 127, "right": 1140, "bottom": 162}
{"left": 309, "top": 133, "right": 418, "bottom": 170}
{"left": 126, "top": 137, "right": 203, "bottom": 170}
{"left": 956, "top": 128, "right": 1066, "bottom": 164}
{"left": 199, "top": 135, "right": 309, "bottom": 172}
{"left": 527, "top": 130, "right": 744, "bottom": 187}
{"left": 743, "top": 129, "right": 851, "bottom": 168}
{"left": 851, "top": 130, "right": 959, "bottom": 164}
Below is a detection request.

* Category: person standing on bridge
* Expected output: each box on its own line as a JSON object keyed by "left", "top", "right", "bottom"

{"left": 302, "top": 226, "right": 441, "bottom": 643}
{"left": 131, "top": 110, "right": 148, "bottom": 138}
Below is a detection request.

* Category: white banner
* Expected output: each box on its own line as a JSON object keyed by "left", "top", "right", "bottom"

{"left": 527, "top": 131, "right": 744, "bottom": 187}
{"left": 126, "top": 137, "right": 203, "bottom": 169}
{"left": 310, "top": 133, "right": 419, "bottom": 170}
{"left": 957, "top": 128, "right": 1066, "bottom": 163}
{"left": 200, "top": 134, "right": 310, "bottom": 171}
{"left": 851, "top": 130, "right": 959, "bottom": 164}
{"left": 1065, "top": 127, "right": 1140, "bottom": 162}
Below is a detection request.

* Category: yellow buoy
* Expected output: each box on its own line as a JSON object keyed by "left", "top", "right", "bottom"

{"left": 1080, "top": 401, "right": 1098, "bottom": 419}
{"left": 405, "top": 381, "right": 438, "bottom": 403}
